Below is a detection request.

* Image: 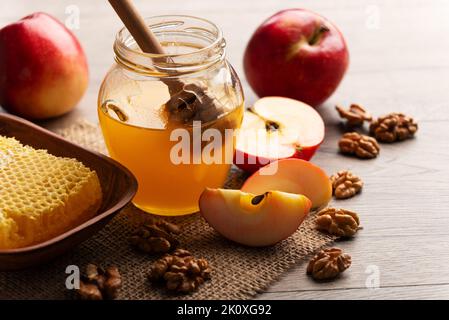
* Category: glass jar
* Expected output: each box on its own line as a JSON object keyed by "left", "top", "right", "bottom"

{"left": 98, "top": 15, "right": 244, "bottom": 216}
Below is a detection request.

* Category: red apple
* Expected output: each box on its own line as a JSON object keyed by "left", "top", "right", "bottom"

{"left": 243, "top": 9, "right": 349, "bottom": 107}
{"left": 0, "top": 12, "right": 89, "bottom": 120}
{"left": 234, "top": 97, "right": 324, "bottom": 173}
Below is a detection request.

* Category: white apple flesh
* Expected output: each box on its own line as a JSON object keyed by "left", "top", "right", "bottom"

{"left": 234, "top": 97, "right": 325, "bottom": 173}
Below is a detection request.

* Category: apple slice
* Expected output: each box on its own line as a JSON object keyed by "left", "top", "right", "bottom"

{"left": 199, "top": 188, "right": 312, "bottom": 247}
{"left": 234, "top": 97, "right": 325, "bottom": 173}
{"left": 241, "top": 159, "right": 332, "bottom": 210}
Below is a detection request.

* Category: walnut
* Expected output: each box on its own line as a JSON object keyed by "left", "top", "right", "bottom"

{"left": 336, "top": 104, "right": 372, "bottom": 126}
{"left": 129, "top": 219, "right": 181, "bottom": 254}
{"left": 76, "top": 264, "right": 122, "bottom": 300}
{"left": 339, "top": 132, "right": 380, "bottom": 159}
{"left": 307, "top": 248, "right": 351, "bottom": 280}
{"left": 370, "top": 113, "right": 418, "bottom": 143}
{"left": 316, "top": 207, "right": 360, "bottom": 237}
{"left": 103, "top": 266, "right": 123, "bottom": 299}
{"left": 330, "top": 170, "right": 363, "bottom": 199}
{"left": 149, "top": 248, "right": 212, "bottom": 294}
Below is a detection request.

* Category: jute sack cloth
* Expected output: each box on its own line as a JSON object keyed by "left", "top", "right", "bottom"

{"left": 0, "top": 120, "right": 335, "bottom": 300}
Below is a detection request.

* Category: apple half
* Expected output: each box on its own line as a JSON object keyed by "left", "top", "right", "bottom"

{"left": 234, "top": 97, "right": 325, "bottom": 173}
{"left": 241, "top": 158, "right": 332, "bottom": 210}
{"left": 199, "top": 188, "right": 312, "bottom": 247}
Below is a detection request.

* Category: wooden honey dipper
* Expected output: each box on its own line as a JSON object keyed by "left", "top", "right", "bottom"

{"left": 108, "top": 0, "right": 222, "bottom": 124}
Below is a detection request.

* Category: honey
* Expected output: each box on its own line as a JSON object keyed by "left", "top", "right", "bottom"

{"left": 99, "top": 83, "right": 243, "bottom": 216}
{"left": 98, "top": 15, "right": 244, "bottom": 216}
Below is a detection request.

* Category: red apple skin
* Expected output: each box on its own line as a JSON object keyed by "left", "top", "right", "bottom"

{"left": 0, "top": 12, "right": 89, "bottom": 120}
{"left": 243, "top": 9, "right": 349, "bottom": 107}
{"left": 234, "top": 143, "right": 321, "bottom": 174}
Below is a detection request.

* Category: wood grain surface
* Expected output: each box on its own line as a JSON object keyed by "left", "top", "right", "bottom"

{"left": 1, "top": 0, "right": 449, "bottom": 299}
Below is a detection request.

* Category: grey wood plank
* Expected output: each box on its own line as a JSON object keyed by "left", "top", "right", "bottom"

{"left": 263, "top": 235, "right": 449, "bottom": 294}
{"left": 259, "top": 284, "right": 449, "bottom": 300}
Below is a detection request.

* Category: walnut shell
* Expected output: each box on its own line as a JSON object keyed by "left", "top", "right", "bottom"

{"left": 316, "top": 207, "right": 360, "bottom": 237}
{"left": 75, "top": 264, "right": 122, "bottom": 300}
{"left": 307, "top": 247, "right": 352, "bottom": 280}
{"left": 339, "top": 132, "right": 380, "bottom": 159}
{"left": 129, "top": 219, "right": 181, "bottom": 254}
{"left": 370, "top": 113, "right": 418, "bottom": 143}
{"left": 148, "top": 249, "right": 212, "bottom": 294}
{"left": 336, "top": 104, "right": 372, "bottom": 126}
{"left": 330, "top": 170, "right": 363, "bottom": 199}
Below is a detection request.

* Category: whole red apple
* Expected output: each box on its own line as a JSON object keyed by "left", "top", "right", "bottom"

{"left": 243, "top": 9, "right": 349, "bottom": 107}
{"left": 0, "top": 12, "right": 88, "bottom": 120}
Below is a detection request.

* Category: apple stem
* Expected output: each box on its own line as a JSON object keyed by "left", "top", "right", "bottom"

{"left": 308, "top": 25, "right": 330, "bottom": 46}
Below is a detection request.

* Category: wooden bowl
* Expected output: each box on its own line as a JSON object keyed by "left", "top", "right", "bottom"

{"left": 0, "top": 114, "right": 138, "bottom": 270}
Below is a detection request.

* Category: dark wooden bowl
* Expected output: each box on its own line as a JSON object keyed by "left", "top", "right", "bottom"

{"left": 0, "top": 114, "right": 138, "bottom": 270}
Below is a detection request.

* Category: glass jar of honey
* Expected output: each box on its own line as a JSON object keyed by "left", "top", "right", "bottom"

{"left": 98, "top": 15, "right": 244, "bottom": 216}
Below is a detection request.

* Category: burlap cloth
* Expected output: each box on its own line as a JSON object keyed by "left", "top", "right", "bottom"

{"left": 0, "top": 120, "right": 335, "bottom": 300}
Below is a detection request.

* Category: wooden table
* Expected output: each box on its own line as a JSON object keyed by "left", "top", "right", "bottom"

{"left": 1, "top": 0, "right": 448, "bottom": 299}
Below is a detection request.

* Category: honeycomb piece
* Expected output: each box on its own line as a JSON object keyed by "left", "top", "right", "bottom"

{"left": 0, "top": 136, "right": 102, "bottom": 249}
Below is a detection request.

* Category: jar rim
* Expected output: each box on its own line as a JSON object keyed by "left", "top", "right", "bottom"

{"left": 114, "top": 14, "right": 224, "bottom": 60}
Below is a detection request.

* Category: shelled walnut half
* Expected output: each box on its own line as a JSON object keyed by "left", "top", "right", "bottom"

{"left": 330, "top": 170, "right": 363, "bottom": 199}
{"left": 370, "top": 112, "right": 418, "bottom": 143}
{"left": 75, "top": 264, "right": 122, "bottom": 300}
{"left": 129, "top": 219, "right": 181, "bottom": 254}
{"left": 338, "top": 132, "right": 380, "bottom": 159}
{"left": 149, "top": 249, "right": 212, "bottom": 294}
{"left": 316, "top": 207, "right": 361, "bottom": 237}
{"left": 307, "top": 247, "right": 351, "bottom": 280}
{"left": 336, "top": 104, "right": 372, "bottom": 127}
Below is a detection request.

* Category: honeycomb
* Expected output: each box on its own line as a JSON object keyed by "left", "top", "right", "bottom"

{"left": 0, "top": 136, "right": 102, "bottom": 249}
